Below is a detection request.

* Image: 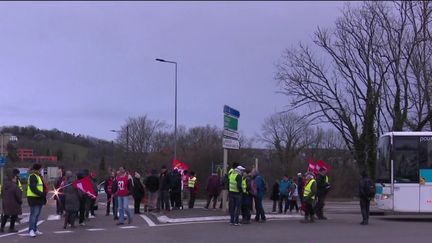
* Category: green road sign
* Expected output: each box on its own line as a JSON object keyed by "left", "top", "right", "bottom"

{"left": 224, "top": 115, "right": 238, "bottom": 131}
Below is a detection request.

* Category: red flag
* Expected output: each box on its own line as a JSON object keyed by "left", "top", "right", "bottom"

{"left": 73, "top": 176, "right": 96, "bottom": 199}
{"left": 172, "top": 159, "right": 189, "bottom": 174}
{"left": 307, "top": 158, "right": 316, "bottom": 173}
{"left": 316, "top": 160, "right": 331, "bottom": 172}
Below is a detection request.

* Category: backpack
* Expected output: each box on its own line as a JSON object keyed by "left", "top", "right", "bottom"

{"left": 365, "top": 179, "right": 376, "bottom": 198}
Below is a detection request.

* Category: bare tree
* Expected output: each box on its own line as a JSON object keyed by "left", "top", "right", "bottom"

{"left": 116, "top": 116, "right": 167, "bottom": 169}
{"left": 275, "top": 2, "right": 389, "bottom": 176}
{"left": 260, "top": 112, "right": 315, "bottom": 173}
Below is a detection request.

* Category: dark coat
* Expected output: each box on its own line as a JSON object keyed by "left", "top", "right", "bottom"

{"left": 159, "top": 171, "right": 171, "bottom": 191}
{"left": 206, "top": 175, "right": 221, "bottom": 196}
{"left": 1, "top": 180, "right": 22, "bottom": 215}
{"left": 145, "top": 175, "right": 159, "bottom": 193}
{"left": 170, "top": 171, "right": 182, "bottom": 193}
{"left": 133, "top": 177, "right": 145, "bottom": 198}
{"left": 316, "top": 173, "right": 330, "bottom": 197}
{"left": 270, "top": 182, "right": 279, "bottom": 201}
{"left": 63, "top": 178, "right": 81, "bottom": 211}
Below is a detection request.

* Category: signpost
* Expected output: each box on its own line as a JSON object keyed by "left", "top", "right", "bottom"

{"left": 222, "top": 105, "right": 240, "bottom": 211}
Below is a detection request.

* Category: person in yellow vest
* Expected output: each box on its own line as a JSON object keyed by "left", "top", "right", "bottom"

{"left": 301, "top": 172, "right": 317, "bottom": 223}
{"left": 27, "top": 163, "right": 47, "bottom": 237}
{"left": 228, "top": 165, "right": 244, "bottom": 226}
{"left": 240, "top": 169, "right": 252, "bottom": 224}
{"left": 188, "top": 171, "right": 198, "bottom": 209}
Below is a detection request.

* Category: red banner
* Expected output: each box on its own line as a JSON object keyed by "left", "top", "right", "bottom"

{"left": 307, "top": 158, "right": 331, "bottom": 175}
{"left": 73, "top": 176, "right": 97, "bottom": 199}
{"left": 172, "top": 159, "right": 189, "bottom": 174}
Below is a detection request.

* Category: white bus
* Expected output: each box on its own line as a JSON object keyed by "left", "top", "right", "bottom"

{"left": 375, "top": 131, "right": 432, "bottom": 212}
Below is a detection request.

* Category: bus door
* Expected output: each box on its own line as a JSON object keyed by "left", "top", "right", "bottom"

{"left": 419, "top": 137, "right": 432, "bottom": 212}
{"left": 392, "top": 137, "right": 420, "bottom": 212}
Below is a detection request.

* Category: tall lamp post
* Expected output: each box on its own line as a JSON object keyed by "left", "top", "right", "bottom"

{"left": 156, "top": 58, "right": 178, "bottom": 161}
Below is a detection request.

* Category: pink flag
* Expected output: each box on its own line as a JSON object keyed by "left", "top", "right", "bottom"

{"left": 307, "top": 158, "right": 316, "bottom": 173}
{"left": 316, "top": 160, "right": 331, "bottom": 172}
{"left": 73, "top": 176, "right": 97, "bottom": 199}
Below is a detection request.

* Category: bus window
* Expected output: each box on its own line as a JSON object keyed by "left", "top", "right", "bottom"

{"left": 376, "top": 136, "right": 391, "bottom": 183}
{"left": 393, "top": 137, "right": 419, "bottom": 183}
{"left": 419, "top": 136, "right": 432, "bottom": 169}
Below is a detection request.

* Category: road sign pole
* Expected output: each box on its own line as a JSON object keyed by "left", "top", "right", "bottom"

{"left": 222, "top": 148, "right": 228, "bottom": 212}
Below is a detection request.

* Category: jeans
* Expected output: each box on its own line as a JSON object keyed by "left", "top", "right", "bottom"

{"left": 279, "top": 195, "right": 289, "bottom": 213}
{"left": 118, "top": 196, "right": 132, "bottom": 224}
{"left": 254, "top": 195, "right": 266, "bottom": 221}
{"left": 229, "top": 192, "right": 242, "bottom": 224}
{"left": 29, "top": 205, "right": 43, "bottom": 232}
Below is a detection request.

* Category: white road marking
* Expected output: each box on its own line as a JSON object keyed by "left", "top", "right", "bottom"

{"left": 54, "top": 230, "right": 73, "bottom": 234}
{"left": 47, "top": 214, "right": 61, "bottom": 220}
{"left": 119, "top": 226, "right": 138, "bottom": 229}
{"left": 0, "top": 233, "right": 17, "bottom": 238}
{"left": 140, "top": 215, "right": 156, "bottom": 227}
{"left": 86, "top": 228, "right": 106, "bottom": 231}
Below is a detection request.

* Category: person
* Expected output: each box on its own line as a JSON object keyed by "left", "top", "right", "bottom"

{"left": 181, "top": 170, "right": 189, "bottom": 209}
{"left": 359, "top": 171, "right": 373, "bottom": 225}
{"left": 270, "top": 180, "right": 279, "bottom": 213}
{"left": 289, "top": 177, "right": 299, "bottom": 213}
{"left": 77, "top": 171, "right": 88, "bottom": 226}
{"left": 188, "top": 171, "right": 198, "bottom": 209}
{"left": 132, "top": 172, "right": 145, "bottom": 214}
{"left": 301, "top": 172, "right": 317, "bottom": 223}
{"left": 89, "top": 172, "right": 98, "bottom": 217}
{"left": 278, "top": 175, "right": 290, "bottom": 214}
{"left": 54, "top": 171, "right": 66, "bottom": 215}
{"left": 12, "top": 168, "right": 23, "bottom": 224}
{"left": 63, "top": 171, "right": 81, "bottom": 229}
{"left": 228, "top": 165, "right": 244, "bottom": 226}
{"left": 115, "top": 166, "right": 133, "bottom": 225}
{"left": 241, "top": 169, "right": 253, "bottom": 224}
{"left": 315, "top": 168, "right": 331, "bottom": 220}
{"left": 158, "top": 165, "right": 171, "bottom": 212}
{"left": 297, "top": 173, "right": 304, "bottom": 204}
{"left": 252, "top": 169, "right": 266, "bottom": 222}
{"left": 219, "top": 162, "right": 240, "bottom": 209}
{"left": 169, "top": 169, "right": 182, "bottom": 210}
{"left": 0, "top": 170, "right": 22, "bottom": 233}
{"left": 205, "top": 173, "right": 221, "bottom": 210}
{"left": 27, "top": 163, "right": 47, "bottom": 237}
{"left": 144, "top": 169, "right": 159, "bottom": 211}
{"left": 103, "top": 170, "right": 116, "bottom": 217}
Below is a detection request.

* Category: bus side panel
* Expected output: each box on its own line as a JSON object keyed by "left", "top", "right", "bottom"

{"left": 420, "top": 185, "right": 432, "bottom": 212}
{"left": 375, "top": 184, "right": 392, "bottom": 210}
{"left": 393, "top": 184, "right": 419, "bottom": 212}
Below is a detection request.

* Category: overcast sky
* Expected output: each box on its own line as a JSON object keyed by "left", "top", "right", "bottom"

{"left": 0, "top": 1, "right": 345, "bottom": 143}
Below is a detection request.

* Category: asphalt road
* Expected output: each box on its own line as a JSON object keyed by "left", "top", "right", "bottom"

{"left": 1, "top": 196, "right": 432, "bottom": 243}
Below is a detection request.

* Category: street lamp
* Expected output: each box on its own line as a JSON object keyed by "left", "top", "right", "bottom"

{"left": 110, "top": 126, "right": 129, "bottom": 153}
{"left": 156, "top": 58, "right": 178, "bottom": 160}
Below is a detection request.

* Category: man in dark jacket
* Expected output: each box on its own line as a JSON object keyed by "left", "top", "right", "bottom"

{"left": 63, "top": 171, "right": 81, "bottom": 229}
{"left": 315, "top": 168, "right": 330, "bottom": 220}
{"left": 144, "top": 169, "right": 159, "bottom": 211}
{"left": 27, "top": 163, "right": 47, "bottom": 237}
{"left": 169, "top": 169, "right": 182, "bottom": 210}
{"left": 158, "top": 165, "right": 171, "bottom": 212}
{"left": 359, "top": 171, "right": 373, "bottom": 225}
{"left": 297, "top": 173, "right": 304, "bottom": 203}
{"left": 132, "top": 172, "right": 145, "bottom": 214}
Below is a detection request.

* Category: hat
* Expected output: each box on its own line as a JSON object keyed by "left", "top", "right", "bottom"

{"left": 297, "top": 173, "right": 302, "bottom": 176}
{"left": 236, "top": 165, "right": 245, "bottom": 171}
{"left": 134, "top": 172, "right": 141, "bottom": 178}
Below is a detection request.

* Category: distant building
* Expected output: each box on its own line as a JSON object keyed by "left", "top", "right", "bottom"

{"left": 17, "top": 148, "right": 57, "bottom": 162}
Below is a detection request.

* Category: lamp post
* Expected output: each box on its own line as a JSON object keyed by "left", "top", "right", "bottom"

{"left": 156, "top": 58, "right": 178, "bottom": 161}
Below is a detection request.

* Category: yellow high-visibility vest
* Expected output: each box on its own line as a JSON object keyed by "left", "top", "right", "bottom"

{"left": 242, "top": 178, "right": 248, "bottom": 194}
{"left": 27, "top": 173, "right": 43, "bottom": 197}
{"left": 188, "top": 177, "right": 197, "bottom": 188}
{"left": 303, "top": 179, "right": 316, "bottom": 200}
{"left": 18, "top": 180, "right": 23, "bottom": 191}
{"left": 229, "top": 172, "right": 240, "bottom": 193}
